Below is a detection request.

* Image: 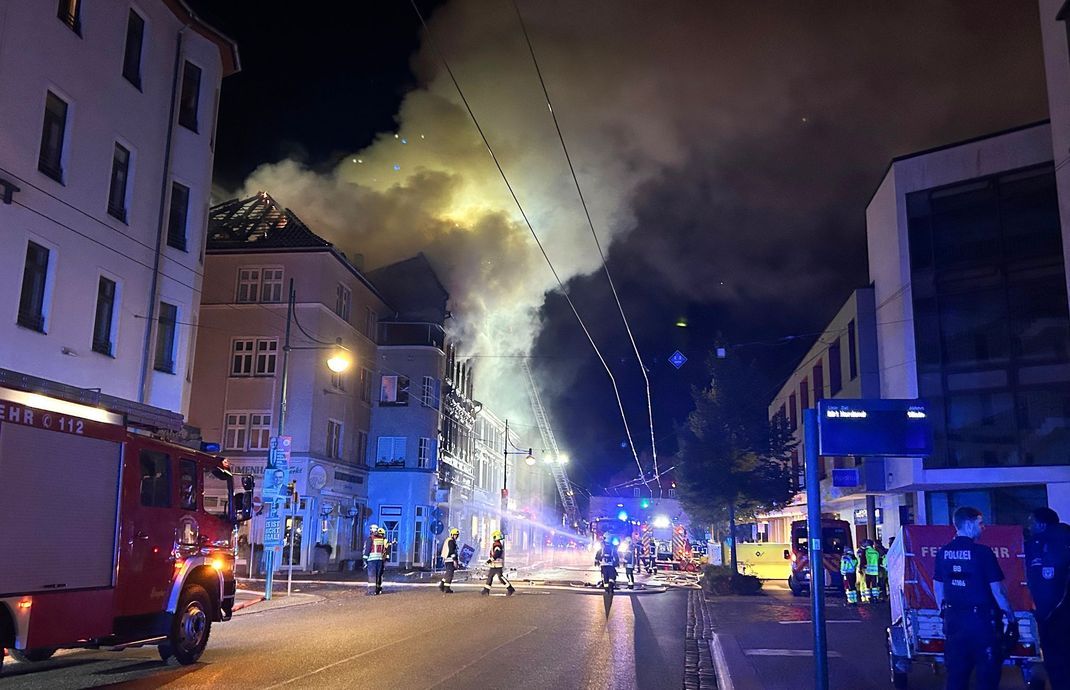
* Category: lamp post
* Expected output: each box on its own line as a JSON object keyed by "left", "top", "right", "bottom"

{"left": 501, "top": 419, "right": 533, "bottom": 536}
{"left": 264, "top": 279, "right": 353, "bottom": 600}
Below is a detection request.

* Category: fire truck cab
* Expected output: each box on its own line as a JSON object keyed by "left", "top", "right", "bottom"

{"left": 0, "top": 387, "right": 253, "bottom": 673}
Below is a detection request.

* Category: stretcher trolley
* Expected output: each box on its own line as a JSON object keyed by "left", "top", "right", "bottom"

{"left": 885, "top": 525, "right": 1044, "bottom": 689}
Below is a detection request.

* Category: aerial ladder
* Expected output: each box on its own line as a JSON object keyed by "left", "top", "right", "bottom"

{"left": 523, "top": 360, "right": 581, "bottom": 528}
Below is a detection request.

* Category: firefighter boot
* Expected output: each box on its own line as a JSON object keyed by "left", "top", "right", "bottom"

{"left": 444, "top": 586, "right": 454, "bottom": 593}
{"left": 507, "top": 585, "right": 516, "bottom": 596}
{"left": 438, "top": 580, "right": 445, "bottom": 592}
{"left": 481, "top": 587, "right": 490, "bottom": 596}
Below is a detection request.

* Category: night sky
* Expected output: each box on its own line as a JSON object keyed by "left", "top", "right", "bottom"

{"left": 194, "top": 1, "right": 1048, "bottom": 493}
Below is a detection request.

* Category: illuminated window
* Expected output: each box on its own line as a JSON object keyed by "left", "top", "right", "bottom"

{"left": 223, "top": 412, "right": 249, "bottom": 451}
{"left": 379, "top": 375, "right": 409, "bottom": 406}
{"left": 57, "top": 0, "right": 80, "bottom": 35}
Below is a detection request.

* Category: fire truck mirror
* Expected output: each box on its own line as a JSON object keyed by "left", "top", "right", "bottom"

{"left": 241, "top": 474, "right": 255, "bottom": 492}
{"left": 235, "top": 492, "right": 254, "bottom": 523}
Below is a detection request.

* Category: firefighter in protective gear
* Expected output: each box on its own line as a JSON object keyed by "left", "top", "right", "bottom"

{"left": 861, "top": 539, "right": 881, "bottom": 602}
{"left": 644, "top": 539, "right": 658, "bottom": 574}
{"left": 595, "top": 535, "right": 620, "bottom": 591}
{"left": 364, "top": 525, "right": 390, "bottom": 595}
{"left": 439, "top": 527, "right": 461, "bottom": 593}
{"left": 840, "top": 550, "right": 859, "bottom": 605}
{"left": 621, "top": 539, "right": 637, "bottom": 589}
{"left": 482, "top": 530, "right": 515, "bottom": 596}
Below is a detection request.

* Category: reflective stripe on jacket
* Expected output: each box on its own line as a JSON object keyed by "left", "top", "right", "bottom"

{"left": 366, "top": 536, "right": 388, "bottom": 561}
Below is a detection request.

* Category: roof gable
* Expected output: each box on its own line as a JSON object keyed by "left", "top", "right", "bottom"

{"left": 208, "top": 193, "right": 333, "bottom": 251}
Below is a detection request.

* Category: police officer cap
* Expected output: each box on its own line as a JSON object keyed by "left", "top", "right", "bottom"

{"left": 1031, "top": 507, "right": 1059, "bottom": 526}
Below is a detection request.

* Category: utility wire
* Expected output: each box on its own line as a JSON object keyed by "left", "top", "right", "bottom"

{"left": 408, "top": 0, "right": 649, "bottom": 487}
{"left": 509, "top": 0, "right": 661, "bottom": 492}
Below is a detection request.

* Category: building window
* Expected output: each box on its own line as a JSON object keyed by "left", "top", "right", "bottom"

{"left": 230, "top": 339, "right": 254, "bottom": 376}
{"left": 327, "top": 420, "right": 343, "bottom": 459}
{"left": 122, "top": 10, "right": 145, "bottom": 88}
{"left": 357, "top": 430, "right": 368, "bottom": 464}
{"left": 107, "top": 143, "right": 131, "bottom": 222}
{"left": 153, "top": 302, "right": 178, "bottom": 373}
{"left": 249, "top": 413, "right": 272, "bottom": 450}
{"left": 261, "top": 268, "right": 284, "bottom": 303}
{"left": 255, "top": 338, "right": 278, "bottom": 376}
{"left": 359, "top": 367, "right": 373, "bottom": 403}
{"left": 828, "top": 338, "right": 843, "bottom": 395}
{"left": 364, "top": 307, "right": 377, "bottom": 340}
{"left": 421, "top": 376, "right": 441, "bottom": 409}
{"left": 847, "top": 320, "right": 858, "bottom": 380}
{"left": 38, "top": 91, "right": 68, "bottom": 183}
{"left": 799, "top": 378, "right": 809, "bottom": 410}
{"left": 788, "top": 393, "right": 797, "bottom": 430}
{"left": 668, "top": 488, "right": 677, "bottom": 498}
{"left": 91, "top": 276, "right": 117, "bottom": 356}
{"left": 376, "top": 436, "right": 406, "bottom": 467}
{"left": 633, "top": 488, "right": 641, "bottom": 498}
{"left": 379, "top": 375, "right": 409, "bottom": 406}
{"left": 812, "top": 363, "right": 824, "bottom": 404}
{"left": 167, "top": 182, "right": 189, "bottom": 251}
{"left": 926, "top": 485, "right": 1046, "bottom": 527}
{"left": 331, "top": 370, "right": 346, "bottom": 391}
{"left": 178, "top": 61, "right": 201, "bottom": 132}
{"left": 17, "top": 241, "right": 50, "bottom": 332}
{"left": 57, "top": 0, "right": 81, "bottom": 35}
{"left": 335, "top": 284, "right": 351, "bottom": 321}
{"left": 236, "top": 268, "right": 261, "bottom": 303}
{"left": 223, "top": 412, "right": 249, "bottom": 451}
{"left": 418, "top": 437, "right": 436, "bottom": 469}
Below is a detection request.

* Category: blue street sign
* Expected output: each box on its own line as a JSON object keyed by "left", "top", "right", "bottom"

{"left": 429, "top": 520, "right": 444, "bottom": 536}
{"left": 832, "top": 468, "right": 860, "bottom": 487}
{"left": 431, "top": 506, "right": 444, "bottom": 520}
{"left": 817, "top": 399, "right": 933, "bottom": 457}
{"left": 669, "top": 350, "right": 688, "bottom": 369}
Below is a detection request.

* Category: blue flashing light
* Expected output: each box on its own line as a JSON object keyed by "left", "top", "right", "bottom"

{"left": 617, "top": 510, "right": 628, "bottom": 521}
{"left": 611, "top": 537, "right": 620, "bottom": 546}
{"left": 200, "top": 442, "right": 221, "bottom": 453}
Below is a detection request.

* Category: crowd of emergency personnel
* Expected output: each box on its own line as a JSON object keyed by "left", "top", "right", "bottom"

{"left": 838, "top": 538, "right": 890, "bottom": 606}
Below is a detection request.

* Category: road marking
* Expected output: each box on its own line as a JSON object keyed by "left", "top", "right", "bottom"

{"left": 262, "top": 627, "right": 443, "bottom": 689}
{"left": 744, "top": 649, "right": 844, "bottom": 657}
{"left": 428, "top": 627, "right": 537, "bottom": 688}
{"left": 777, "top": 620, "right": 862, "bottom": 625}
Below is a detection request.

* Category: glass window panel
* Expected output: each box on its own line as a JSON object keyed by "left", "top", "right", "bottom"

{"left": 945, "top": 392, "right": 1018, "bottom": 467}
{"left": 1017, "top": 388, "right": 1070, "bottom": 466}
{"left": 938, "top": 289, "right": 1009, "bottom": 368}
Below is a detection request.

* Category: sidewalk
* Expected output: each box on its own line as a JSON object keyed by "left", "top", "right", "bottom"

{"left": 232, "top": 589, "right": 322, "bottom": 615}
{"left": 703, "top": 582, "right": 1033, "bottom": 690}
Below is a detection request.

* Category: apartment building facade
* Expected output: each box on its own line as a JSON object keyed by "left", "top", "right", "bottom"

{"left": 0, "top": 0, "right": 238, "bottom": 417}
{"left": 189, "top": 193, "right": 390, "bottom": 571}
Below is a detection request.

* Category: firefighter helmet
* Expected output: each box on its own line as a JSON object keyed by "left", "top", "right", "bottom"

{"left": 449, "top": 528, "right": 460, "bottom": 537}
{"left": 369, "top": 523, "right": 379, "bottom": 534}
{"left": 377, "top": 527, "right": 387, "bottom": 536}
{"left": 492, "top": 530, "right": 503, "bottom": 540}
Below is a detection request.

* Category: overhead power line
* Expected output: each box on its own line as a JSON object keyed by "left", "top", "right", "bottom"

{"left": 509, "top": 0, "right": 661, "bottom": 492}
{"left": 407, "top": 0, "right": 650, "bottom": 488}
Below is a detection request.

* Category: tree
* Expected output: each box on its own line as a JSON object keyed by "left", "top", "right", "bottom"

{"left": 676, "top": 354, "right": 796, "bottom": 573}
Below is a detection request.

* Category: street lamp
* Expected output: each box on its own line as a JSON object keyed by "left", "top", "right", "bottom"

{"left": 264, "top": 279, "right": 355, "bottom": 601}
{"left": 501, "top": 419, "right": 533, "bottom": 536}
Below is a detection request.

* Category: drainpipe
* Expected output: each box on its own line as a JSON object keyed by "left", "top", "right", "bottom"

{"left": 139, "top": 26, "right": 186, "bottom": 403}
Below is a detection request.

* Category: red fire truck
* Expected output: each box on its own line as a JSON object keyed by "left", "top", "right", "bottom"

{"left": 0, "top": 387, "right": 253, "bottom": 673}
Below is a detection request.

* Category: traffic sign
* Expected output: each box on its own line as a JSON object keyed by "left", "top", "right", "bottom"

{"left": 429, "top": 520, "right": 444, "bottom": 536}
{"left": 431, "top": 506, "right": 444, "bottom": 520}
{"left": 669, "top": 350, "right": 687, "bottom": 369}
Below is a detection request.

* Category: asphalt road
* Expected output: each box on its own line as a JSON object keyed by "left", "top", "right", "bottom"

{"left": 707, "top": 581, "right": 1038, "bottom": 690}
{"left": 1, "top": 566, "right": 688, "bottom": 689}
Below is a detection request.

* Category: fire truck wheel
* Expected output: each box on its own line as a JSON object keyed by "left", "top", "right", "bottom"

{"left": 169, "top": 584, "right": 212, "bottom": 665}
{"left": 9, "top": 648, "right": 55, "bottom": 663}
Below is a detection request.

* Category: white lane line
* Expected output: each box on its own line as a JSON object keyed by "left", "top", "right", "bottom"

{"left": 777, "top": 620, "right": 862, "bottom": 625}
{"left": 427, "top": 627, "right": 537, "bottom": 689}
{"left": 262, "top": 627, "right": 443, "bottom": 689}
{"left": 744, "top": 649, "right": 844, "bottom": 657}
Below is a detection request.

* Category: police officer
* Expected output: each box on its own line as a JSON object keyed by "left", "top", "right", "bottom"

{"left": 1024, "top": 507, "right": 1070, "bottom": 689}
{"left": 439, "top": 527, "right": 461, "bottom": 594}
{"left": 482, "top": 530, "right": 515, "bottom": 596}
{"left": 934, "top": 506, "right": 1015, "bottom": 690}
